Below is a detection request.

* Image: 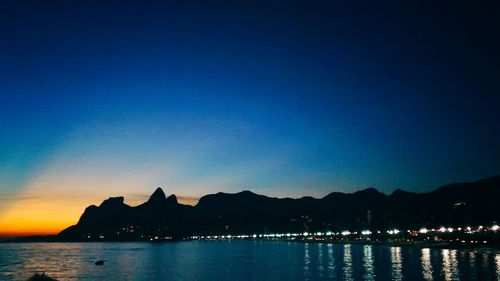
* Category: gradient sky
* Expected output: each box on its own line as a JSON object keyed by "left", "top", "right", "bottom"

{"left": 1, "top": 0, "right": 499, "bottom": 236}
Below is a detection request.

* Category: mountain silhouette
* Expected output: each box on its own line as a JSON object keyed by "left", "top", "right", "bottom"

{"left": 58, "top": 176, "right": 500, "bottom": 241}
{"left": 146, "top": 187, "right": 167, "bottom": 203}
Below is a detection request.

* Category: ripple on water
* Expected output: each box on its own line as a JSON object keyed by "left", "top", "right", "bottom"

{"left": 0, "top": 242, "right": 499, "bottom": 281}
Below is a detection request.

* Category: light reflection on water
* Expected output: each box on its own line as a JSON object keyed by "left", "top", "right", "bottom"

{"left": 0, "top": 241, "right": 499, "bottom": 281}
{"left": 391, "top": 246, "right": 403, "bottom": 281}
{"left": 317, "top": 243, "right": 324, "bottom": 278}
{"left": 469, "top": 251, "right": 477, "bottom": 279}
{"left": 496, "top": 254, "right": 500, "bottom": 280}
{"left": 421, "top": 248, "right": 433, "bottom": 281}
{"left": 342, "top": 244, "right": 353, "bottom": 281}
{"left": 442, "top": 249, "right": 460, "bottom": 281}
{"left": 303, "top": 242, "right": 311, "bottom": 280}
{"left": 327, "top": 243, "right": 335, "bottom": 279}
{"left": 362, "top": 245, "right": 375, "bottom": 281}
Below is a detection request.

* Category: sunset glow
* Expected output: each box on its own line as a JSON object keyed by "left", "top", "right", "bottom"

{"left": 1, "top": 0, "right": 498, "bottom": 238}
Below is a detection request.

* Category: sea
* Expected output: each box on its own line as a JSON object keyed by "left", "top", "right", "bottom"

{"left": 0, "top": 241, "right": 499, "bottom": 281}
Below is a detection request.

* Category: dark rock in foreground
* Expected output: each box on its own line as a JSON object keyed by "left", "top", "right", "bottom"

{"left": 28, "top": 273, "right": 57, "bottom": 281}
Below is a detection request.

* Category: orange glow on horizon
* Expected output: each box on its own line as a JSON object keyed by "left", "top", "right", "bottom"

{"left": 0, "top": 190, "right": 199, "bottom": 237}
{"left": 0, "top": 163, "right": 202, "bottom": 237}
{"left": 0, "top": 201, "right": 82, "bottom": 237}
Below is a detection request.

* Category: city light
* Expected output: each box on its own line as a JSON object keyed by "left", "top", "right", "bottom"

{"left": 387, "top": 229, "right": 400, "bottom": 235}
{"left": 187, "top": 223, "right": 499, "bottom": 242}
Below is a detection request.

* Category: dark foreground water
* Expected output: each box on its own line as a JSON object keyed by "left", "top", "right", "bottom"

{"left": 0, "top": 241, "right": 499, "bottom": 281}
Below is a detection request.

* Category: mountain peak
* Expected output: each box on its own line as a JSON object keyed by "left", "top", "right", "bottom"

{"left": 99, "top": 196, "right": 125, "bottom": 208}
{"left": 390, "top": 188, "right": 414, "bottom": 196}
{"left": 355, "top": 187, "right": 382, "bottom": 195}
{"left": 167, "top": 194, "right": 178, "bottom": 204}
{"left": 148, "top": 187, "right": 166, "bottom": 203}
{"left": 239, "top": 190, "right": 256, "bottom": 195}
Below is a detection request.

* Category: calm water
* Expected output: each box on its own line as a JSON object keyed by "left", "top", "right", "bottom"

{"left": 0, "top": 241, "right": 499, "bottom": 281}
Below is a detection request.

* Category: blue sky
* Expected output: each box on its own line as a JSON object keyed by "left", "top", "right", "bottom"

{"left": 1, "top": 0, "right": 499, "bottom": 208}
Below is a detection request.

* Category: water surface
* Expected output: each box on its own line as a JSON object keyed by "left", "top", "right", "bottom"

{"left": 0, "top": 241, "right": 498, "bottom": 280}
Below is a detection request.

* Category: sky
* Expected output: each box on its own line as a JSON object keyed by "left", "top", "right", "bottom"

{"left": 0, "top": 0, "right": 499, "bottom": 236}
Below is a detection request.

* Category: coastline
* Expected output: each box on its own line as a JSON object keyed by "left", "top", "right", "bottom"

{"left": 2, "top": 236, "right": 499, "bottom": 256}
{"left": 277, "top": 238, "right": 500, "bottom": 255}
